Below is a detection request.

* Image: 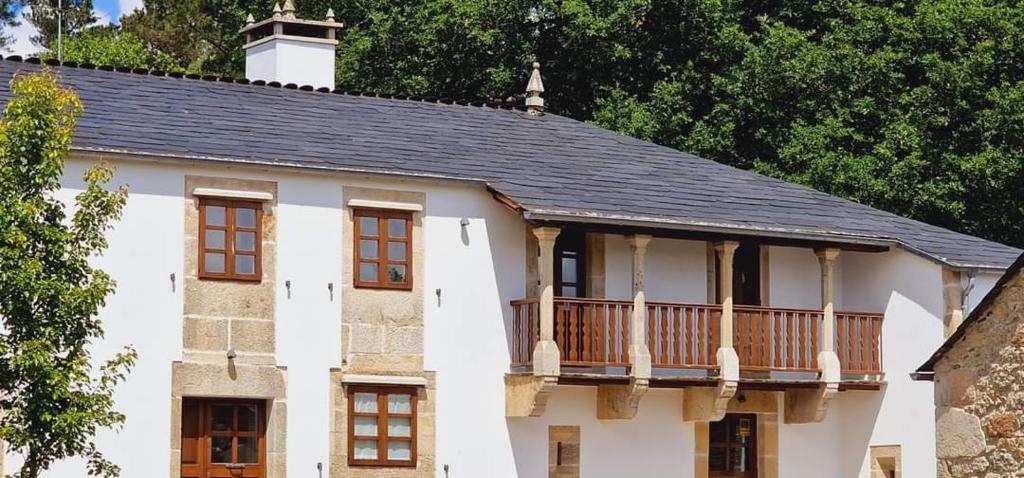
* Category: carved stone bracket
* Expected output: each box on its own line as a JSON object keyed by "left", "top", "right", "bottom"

{"left": 784, "top": 350, "right": 840, "bottom": 424}
{"left": 597, "top": 377, "right": 650, "bottom": 420}
{"left": 683, "top": 347, "right": 739, "bottom": 422}
{"left": 505, "top": 374, "right": 559, "bottom": 418}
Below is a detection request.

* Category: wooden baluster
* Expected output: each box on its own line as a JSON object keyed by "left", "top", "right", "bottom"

{"left": 708, "top": 307, "right": 718, "bottom": 366}
{"left": 673, "top": 307, "right": 682, "bottom": 367}
{"left": 861, "top": 315, "right": 870, "bottom": 373}
{"left": 810, "top": 312, "right": 819, "bottom": 370}
{"left": 774, "top": 311, "right": 783, "bottom": 369}
{"left": 594, "top": 304, "right": 604, "bottom": 364}
{"left": 837, "top": 314, "right": 847, "bottom": 372}
{"left": 663, "top": 309, "right": 671, "bottom": 364}
{"left": 555, "top": 302, "right": 565, "bottom": 361}
{"left": 762, "top": 311, "right": 770, "bottom": 368}
{"left": 786, "top": 312, "right": 794, "bottom": 369}
{"left": 684, "top": 307, "right": 694, "bottom": 366}
{"left": 798, "top": 312, "right": 808, "bottom": 369}
{"left": 871, "top": 316, "right": 882, "bottom": 373}
{"left": 621, "top": 305, "right": 630, "bottom": 364}
{"left": 568, "top": 303, "right": 578, "bottom": 362}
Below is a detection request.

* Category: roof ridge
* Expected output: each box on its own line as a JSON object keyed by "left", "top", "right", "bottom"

{"left": 1, "top": 55, "right": 526, "bottom": 112}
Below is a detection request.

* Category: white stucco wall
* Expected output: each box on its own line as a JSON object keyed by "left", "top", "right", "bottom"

{"left": 507, "top": 387, "right": 695, "bottom": 478}
{"left": 605, "top": 235, "right": 707, "bottom": 302}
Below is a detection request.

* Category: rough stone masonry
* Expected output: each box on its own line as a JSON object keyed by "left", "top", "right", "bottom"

{"left": 933, "top": 267, "right": 1024, "bottom": 477}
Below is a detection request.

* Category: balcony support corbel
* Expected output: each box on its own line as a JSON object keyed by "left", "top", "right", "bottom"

{"left": 597, "top": 235, "right": 652, "bottom": 419}
{"left": 786, "top": 248, "right": 841, "bottom": 424}
{"left": 684, "top": 241, "right": 740, "bottom": 422}
{"left": 506, "top": 227, "right": 562, "bottom": 417}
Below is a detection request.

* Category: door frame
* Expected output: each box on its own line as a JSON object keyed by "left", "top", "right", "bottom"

{"left": 181, "top": 397, "right": 267, "bottom": 478}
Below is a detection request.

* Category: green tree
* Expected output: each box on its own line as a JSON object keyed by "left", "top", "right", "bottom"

{"left": 40, "top": 26, "right": 183, "bottom": 71}
{"left": 24, "top": 0, "right": 99, "bottom": 48}
{"left": 0, "top": 71, "right": 136, "bottom": 478}
{"left": 0, "top": 1, "right": 22, "bottom": 51}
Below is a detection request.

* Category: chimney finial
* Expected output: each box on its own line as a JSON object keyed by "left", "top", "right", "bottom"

{"left": 326, "top": 8, "right": 336, "bottom": 23}
{"left": 282, "top": 0, "right": 297, "bottom": 19}
{"left": 246, "top": 13, "right": 255, "bottom": 26}
{"left": 525, "top": 62, "right": 545, "bottom": 116}
{"left": 272, "top": 3, "right": 282, "bottom": 19}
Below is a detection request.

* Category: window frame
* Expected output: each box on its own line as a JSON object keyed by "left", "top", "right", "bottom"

{"left": 180, "top": 397, "right": 266, "bottom": 478}
{"left": 198, "top": 198, "right": 263, "bottom": 282}
{"left": 347, "top": 385, "right": 418, "bottom": 468}
{"left": 353, "top": 208, "right": 413, "bottom": 290}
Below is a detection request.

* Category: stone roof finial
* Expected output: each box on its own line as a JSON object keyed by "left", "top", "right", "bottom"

{"left": 525, "top": 62, "right": 545, "bottom": 116}
{"left": 282, "top": 0, "right": 297, "bottom": 19}
{"left": 326, "top": 8, "right": 336, "bottom": 23}
{"left": 246, "top": 13, "right": 255, "bottom": 26}
{"left": 272, "top": 3, "right": 282, "bottom": 19}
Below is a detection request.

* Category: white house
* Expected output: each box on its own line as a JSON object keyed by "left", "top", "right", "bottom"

{"left": 0, "top": 4, "right": 1018, "bottom": 478}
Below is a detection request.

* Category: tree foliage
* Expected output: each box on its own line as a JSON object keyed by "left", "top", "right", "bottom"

{"left": 0, "top": 1, "right": 21, "bottom": 51}
{"left": 40, "top": 25, "right": 182, "bottom": 71}
{"left": 108, "top": 1, "right": 1024, "bottom": 247}
{"left": 23, "top": 0, "right": 99, "bottom": 48}
{"left": 0, "top": 71, "right": 136, "bottom": 478}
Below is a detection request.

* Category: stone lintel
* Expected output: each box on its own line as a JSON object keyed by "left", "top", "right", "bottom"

{"left": 596, "top": 377, "right": 649, "bottom": 420}
{"left": 505, "top": 374, "right": 558, "bottom": 418}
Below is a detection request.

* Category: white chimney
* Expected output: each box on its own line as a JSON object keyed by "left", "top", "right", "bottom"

{"left": 240, "top": 1, "right": 342, "bottom": 89}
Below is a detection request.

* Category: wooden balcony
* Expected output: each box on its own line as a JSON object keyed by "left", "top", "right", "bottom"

{"left": 510, "top": 297, "right": 884, "bottom": 377}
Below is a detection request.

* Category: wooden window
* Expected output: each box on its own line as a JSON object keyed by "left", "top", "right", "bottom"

{"left": 180, "top": 398, "right": 266, "bottom": 478}
{"left": 354, "top": 209, "right": 413, "bottom": 290}
{"left": 199, "top": 198, "right": 262, "bottom": 281}
{"left": 709, "top": 413, "right": 757, "bottom": 477}
{"left": 347, "top": 386, "right": 417, "bottom": 467}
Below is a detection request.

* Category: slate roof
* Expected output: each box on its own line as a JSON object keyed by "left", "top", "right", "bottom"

{"left": 0, "top": 58, "right": 1017, "bottom": 270}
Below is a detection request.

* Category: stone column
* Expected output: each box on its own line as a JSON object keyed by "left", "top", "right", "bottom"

{"left": 532, "top": 227, "right": 561, "bottom": 377}
{"left": 785, "top": 248, "right": 841, "bottom": 424}
{"left": 817, "top": 248, "right": 840, "bottom": 354}
{"left": 597, "top": 234, "right": 651, "bottom": 419}
{"left": 942, "top": 268, "right": 965, "bottom": 338}
{"left": 715, "top": 241, "right": 739, "bottom": 350}
{"left": 684, "top": 241, "right": 739, "bottom": 422}
{"left": 626, "top": 235, "right": 653, "bottom": 379}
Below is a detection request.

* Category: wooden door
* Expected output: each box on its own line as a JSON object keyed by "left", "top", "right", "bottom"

{"left": 709, "top": 414, "right": 758, "bottom": 477}
{"left": 553, "top": 228, "right": 586, "bottom": 298}
{"left": 181, "top": 398, "right": 266, "bottom": 478}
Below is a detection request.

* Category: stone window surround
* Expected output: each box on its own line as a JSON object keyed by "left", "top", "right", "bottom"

{"left": 178, "top": 175, "right": 284, "bottom": 478}
{"left": 870, "top": 445, "right": 901, "bottom": 478}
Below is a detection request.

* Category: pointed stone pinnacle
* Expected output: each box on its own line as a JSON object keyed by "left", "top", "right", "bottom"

{"left": 326, "top": 8, "right": 336, "bottom": 22}
{"left": 272, "top": 3, "right": 282, "bottom": 19}
{"left": 282, "top": 0, "right": 296, "bottom": 19}
{"left": 525, "top": 61, "right": 545, "bottom": 115}
{"left": 246, "top": 13, "right": 255, "bottom": 25}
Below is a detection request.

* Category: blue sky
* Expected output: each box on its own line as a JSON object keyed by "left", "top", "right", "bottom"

{"left": 8, "top": 0, "right": 144, "bottom": 56}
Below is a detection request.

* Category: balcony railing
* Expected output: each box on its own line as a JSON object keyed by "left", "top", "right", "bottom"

{"left": 510, "top": 297, "right": 884, "bottom": 376}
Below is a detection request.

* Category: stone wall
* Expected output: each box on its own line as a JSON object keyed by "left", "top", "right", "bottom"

{"left": 933, "top": 268, "right": 1024, "bottom": 477}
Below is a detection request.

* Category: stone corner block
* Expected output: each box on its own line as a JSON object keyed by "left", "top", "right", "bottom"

{"left": 935, "top": 407, "right": 986, "bottom": 459}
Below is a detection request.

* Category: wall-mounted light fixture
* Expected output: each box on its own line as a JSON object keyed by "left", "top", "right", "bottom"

{"left": 285, "top": 280, "right": 292, "bottom": 299}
